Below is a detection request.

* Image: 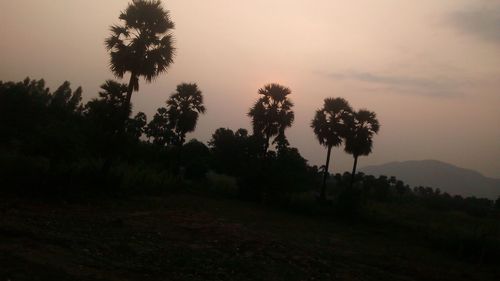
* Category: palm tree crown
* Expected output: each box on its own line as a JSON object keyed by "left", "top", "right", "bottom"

{"left": 248, "top": 83, "right": 294, "bottom": 152}
{"left": 311, "top": 97, "right": 352, "bottom": 148}
{"left": 166, "top": 83, "right": 206, "bottom": 145}
{"left": 105, "top": 0, "right": 175, "bottom": 109}
{"left": 344, "top": 109, "right": 380, "bottom": 158}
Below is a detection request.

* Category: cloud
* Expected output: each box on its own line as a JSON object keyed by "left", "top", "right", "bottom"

{"left": 448, "top": 3, "right": 500, "bottom": 44}
{"left": 322, "top": 71, "right": 464, "bottom": 98}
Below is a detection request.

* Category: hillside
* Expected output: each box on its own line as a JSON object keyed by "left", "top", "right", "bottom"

{"left": 360, "top": 160, "right": 500, "bottom": 199}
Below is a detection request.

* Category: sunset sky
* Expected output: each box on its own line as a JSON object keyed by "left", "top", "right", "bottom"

{"left": 1, "top": 0, "right": 499, "bottom": 178}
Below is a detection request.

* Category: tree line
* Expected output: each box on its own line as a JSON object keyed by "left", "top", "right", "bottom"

{"left": 103, "top": 0, "right": 382, "bottom": 200}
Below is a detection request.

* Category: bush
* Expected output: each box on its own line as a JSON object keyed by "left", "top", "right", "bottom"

{"left": 110, "top": 162, "right": 182, "bottom": 194}
{"left": 0, "top": 150, "right": 50, "bottom": 193}
{"left": 205, "top": 171, "right": 239, "bottom": 197}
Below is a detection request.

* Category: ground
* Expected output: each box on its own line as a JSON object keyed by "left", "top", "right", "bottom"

{"left": 0, "top": 193, "right": 498, "bottom": 281}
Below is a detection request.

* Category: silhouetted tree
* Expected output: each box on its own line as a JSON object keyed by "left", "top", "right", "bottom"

{"left": 50, "top": 81, "right": 83, "bottom": 113}
{"left": 145, "top": 84, "right": 205, "bottom": 147}
{"left": 166, "top": 83, "right": 206, "bottom": 146}
{"left": 208, "top": 128, "right": 249, "bottom": 175}
{"left": 271, "top": 147, "right": 311, "bottom": 195}
{"left": 145, "top": 107, "right": 173, "bottom": 146}
{"left": 105, "top": 0, "right": 175, "bottom": 113}
{"left": 248, "top": 83, "right": 294, "bottom": 153}
{"left": 83, "top": 80, "right": 136, "bottom": 167}
{"left": 0, "top": 78, "right": 49, "bottom": 144}
{"left": 0, "top": 78, "right": 84, "bottom": 160}
{"left": 182, "top": 139, "right": 211, "bottom": 179}
{"left": 84, "top": 80, "right": 130, "bottom": 135}
{"left": 395, "top": 180, "right": 410, "bottom": 196}
{"left": 344, "top": 109, "right": 380, "bottom": 188}
{"left": 311, "top": 98, "right": 352, "bottom": 201}
{"left": 126, "top": 112, "right": 147, "bottom": 141}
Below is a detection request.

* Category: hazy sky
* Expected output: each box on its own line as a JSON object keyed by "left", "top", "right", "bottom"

{"left": 1, "top": 0, "right": 499, "bottom": 177}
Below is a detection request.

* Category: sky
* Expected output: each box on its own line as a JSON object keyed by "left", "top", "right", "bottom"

{"left": 1, "top": 0, "right": 499, "bottom": 178}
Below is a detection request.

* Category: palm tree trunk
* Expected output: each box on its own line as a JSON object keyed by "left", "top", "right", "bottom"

{"left": 350, "top": 155, "right": 359, "bottom": 188}
{"left": 125, "top": 72, "right": 137, "bottom": 116}
{"left": 320, "top": 145, "right": 332, "bottom": 201}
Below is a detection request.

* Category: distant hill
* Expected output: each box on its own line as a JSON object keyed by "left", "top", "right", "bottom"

{"left": 360, "top": 160, "right": 500, "bottom": 199}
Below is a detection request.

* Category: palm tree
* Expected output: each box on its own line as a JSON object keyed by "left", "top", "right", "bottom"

{"left": 344, "top": 109, "right": 380, "bottom": 188}
{"left": 311, "top": 97, "right": 352, "bottom": 201}
{"left": 105, "top": 0, "right": 175, "bottom": 113}
{"left": 248, "top": 83, "right": 294, "bottom": 152}
{"left": 166, "top": 83, "right": 206, "bottom": 146}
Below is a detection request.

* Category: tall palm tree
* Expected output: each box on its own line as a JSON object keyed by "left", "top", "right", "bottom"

{"left": 248, "top": 83, "right": 294, "bottom": 152}
{"left": 166, "top": 83, "right": 206, "bottom": 146}
{"left": 105, "top": 0, "right": 175, "bottom": 113}
{"left": 311, "top": 97, "right": 352, "bottom": 201}
{"left": 344, "top": 109, "right": 380, "bottom": 188}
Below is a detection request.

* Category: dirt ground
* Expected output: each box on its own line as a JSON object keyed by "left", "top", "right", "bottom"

{"left": 0, "top": 193, "right": 498, "bottom": 281}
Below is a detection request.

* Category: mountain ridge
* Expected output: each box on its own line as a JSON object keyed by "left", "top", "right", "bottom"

{"left": 360, "top": 160, "right": 500, "bottom": 199}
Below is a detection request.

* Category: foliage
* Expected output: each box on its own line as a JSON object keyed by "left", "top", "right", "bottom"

{"left": 0, "top": 78, "right": 85, "bottom": 160}
{"left": 311, "top": 97, "right": 352, "bottom": 149}
{"left": 105, "top": 0, "right": 175, "bottom": 109}
{"left": 2, "top": 77, "right": 495, "bottom": 218}
{"left": 311, "top": 97, "right": 353, "bottom": 200}
{"left": 166, "top": 83, "right": 206, "bottom": 146}
{"left": 344, "top": 109, "right": 380, "bottom": 158}
{"left": 248, "top": 83, "right": 294, "bottom": 152}
{"left": 84, "top": 80, "right": 129, "bottom": 135}
{"left": 83, "top": 80, "right": 147, "bottom": 159}
{"left": 181, "top": 139, "right": 211, "bottom": 180}
{"left": 146, "top": 83, "right": 206, "bottom": 147}
{"left": 238, "top": 147, "right": 314, "bottom": 203}
{"left": 208, "top": 128, "right": 251, "bottom": 176}
{"left": 126, "top": 112, "right": 148, "bottom": 141}
{"left": 146, "top": 107, "right": 173, "bottom": 146}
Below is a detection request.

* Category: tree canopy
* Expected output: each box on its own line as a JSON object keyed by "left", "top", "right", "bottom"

{"left": 248, "top": 83, "right": 294, "bottom": 152}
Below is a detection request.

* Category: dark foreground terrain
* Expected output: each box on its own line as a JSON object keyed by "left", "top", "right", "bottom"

{"left": 0, "top": 193, "right": 498, "bottom": 281}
